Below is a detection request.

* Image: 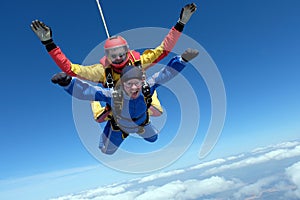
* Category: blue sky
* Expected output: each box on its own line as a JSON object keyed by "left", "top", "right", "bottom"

{"left": 1, "top": 0, "right": 300, "bottom": 199}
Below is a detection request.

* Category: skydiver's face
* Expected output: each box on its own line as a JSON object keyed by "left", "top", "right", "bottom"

{"left": 123, "top": 78, "right": 143, "bottom": 99}
{"left": 107, "top": 46, "right": 128, "bottom": 64}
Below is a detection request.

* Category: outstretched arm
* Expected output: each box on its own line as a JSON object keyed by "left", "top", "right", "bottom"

{"left": 51, "top": 72, "right": 112, "bottom": 102}
{"left": 31, "top": 20, "right": 106, "bottom": 83}
{"left": 141, "top": 3, "right": 197, "bottom": 69}
{"left": 148, "top": 48, "right": 199, "bottom": 90}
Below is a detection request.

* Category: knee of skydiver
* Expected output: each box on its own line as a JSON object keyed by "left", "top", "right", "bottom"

{"left": 144, "top": 134, "right": 158, "bottom": 143}
{"left": 99, "top": 141, "right": 118, "bottom": 155}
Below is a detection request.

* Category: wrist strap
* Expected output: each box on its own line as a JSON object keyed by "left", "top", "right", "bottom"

{"left": 45, "top": 42, "right": 57, "bottom": 52}
{"left": 41, "top": 39, "right": 53, "bottom": 45}
{"left": 174, "top": 22, "right": 184, "bottom": 32}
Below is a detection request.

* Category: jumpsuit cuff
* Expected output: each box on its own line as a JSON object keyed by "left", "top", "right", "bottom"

{"left": 45, "top": 42, "right": 57, "bottom": 52}
{"left": 174, "top": 22, "right": 184, "bottom": 32}
{"left": 181, "top": 56, "right": 188, "bottom": 63}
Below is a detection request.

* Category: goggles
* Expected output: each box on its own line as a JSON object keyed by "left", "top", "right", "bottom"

{"left": 123, "top": 80, "right": 143, "bottom": 88}
{"left": 105, "top": 45, "right": 128, "bottom": 64}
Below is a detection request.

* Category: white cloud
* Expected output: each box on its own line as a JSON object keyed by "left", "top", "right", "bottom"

{"left": 82, "top": 183, "right": 131, "bottom": 196}
{"left": 189, "top": 154, "right": 245, "bottom": 170}
{"left": 189, "top": 158, "right": 226, "bottom": 170}
{"left": 136, "top": 176, "right": 239, "bottom": 200}
{"left": 138, "top": 169, "right": 185, "bottom": 183}
{"left": 286, "top": 161, "right": 300, "bottom": 198}
{"left": 203, "top": 144, "right": 300, "bottom": 175}
{"left": 233, "top": 176, "right": 278, "bottom": 199}
{"left": 51, "top": 176, "right": 240, "bottom": 200}
{"left": 251, "top": 141, "right": 300, "bottom": 154}
{"left": 274, "top": 141, "right": 300, "bottom": 149}
{"left": 50, "top": 183, "right": 136, "bottom": 200}
{"left": 49, "top": 140, "right": 300, "bottom": 200}
{"left": 176, "top": 176, "right": 240, "bottom": 199}
{"left": 135, "top": 180, "right": 186, "bottom": 200}
{"left": 227, "top": 154, "right": 245, "bottom": 161}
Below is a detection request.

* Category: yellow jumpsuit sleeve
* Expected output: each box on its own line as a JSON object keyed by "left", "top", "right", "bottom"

{"left": 71, "top": 63, "right": 105, "bottom": 83}
{"left": 49, "top": 46, "right": 105, "bottom": 83}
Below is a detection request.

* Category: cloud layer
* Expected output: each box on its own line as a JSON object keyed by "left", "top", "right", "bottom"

{"left": 50, "top": 140, "right": 300, "bottom": 200}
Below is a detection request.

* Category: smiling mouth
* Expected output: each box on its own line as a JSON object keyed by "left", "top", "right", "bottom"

{"left": 130, "top": 91, "right": 139, "bottom": 96}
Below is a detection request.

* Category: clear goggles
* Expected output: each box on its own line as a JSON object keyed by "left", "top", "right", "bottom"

{"left": 105, "top": 45, "right": 128, "bottom": 63}
{"left": 123, "top": 80, "right": 143, "bottom": 88}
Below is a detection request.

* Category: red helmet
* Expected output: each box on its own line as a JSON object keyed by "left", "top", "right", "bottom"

{"left": 104, "top": 36, "right": 129, "bottom": 69}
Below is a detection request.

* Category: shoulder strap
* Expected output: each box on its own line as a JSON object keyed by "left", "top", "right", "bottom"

{"left": 104, "top": 67, "right": 114, "bottom": 88}
{"left": 142, "top": 82, "right": 152, "bottom": 109}
{"left": 100, "top": 56, "right": 115, "bottom": 88}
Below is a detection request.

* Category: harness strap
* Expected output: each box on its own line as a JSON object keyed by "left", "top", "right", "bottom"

{"left": 110, "top": 117, "right": 129, "bottom": 139}
{"left": 142, "top": 82, "right": 152, "bottom": 109}
{"left": 104, "top": 67, "right": 115, "bottom": 88}
{"left": 111, "top": 88, "right": 123, "bottom": 115}
{"left": 110, "top": 111, "right": 150, "bottom": 136}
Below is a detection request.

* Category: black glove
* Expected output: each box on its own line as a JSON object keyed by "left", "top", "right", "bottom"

{"left": 181, "top": 48, "right": 199, "bottom": 62}
{"left": 31, "top": 20, "right": 53, "bottom": 45}
{"left": 179, "top": 3, "right": 197, "bottom": 25}
{"left": 51, "top": 72, "right": 72, "bottom": 86}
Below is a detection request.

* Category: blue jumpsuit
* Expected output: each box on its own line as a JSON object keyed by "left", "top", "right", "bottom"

{"left": 64, "top": 56, "right": 187, "bottom": 154}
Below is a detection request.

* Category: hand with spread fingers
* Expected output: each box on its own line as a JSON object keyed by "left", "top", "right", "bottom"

{"left": 30, "top": 20, "right": 53, "bottom": 45}
{"left": 179, "top": 3, "right": 197, "bottom": 25}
